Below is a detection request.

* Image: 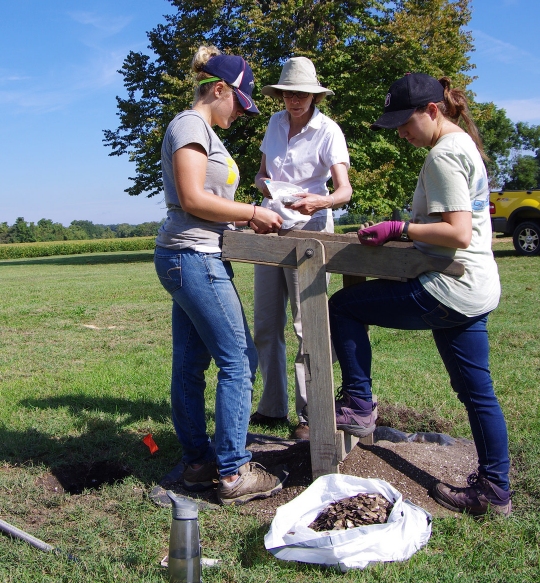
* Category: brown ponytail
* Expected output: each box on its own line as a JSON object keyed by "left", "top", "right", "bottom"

{"left": 436, "top": 77, "right": 488, "bottom": 161}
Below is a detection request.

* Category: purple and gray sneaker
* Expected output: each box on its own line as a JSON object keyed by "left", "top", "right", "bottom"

{"left": 431, "top": 471, "right": 512, "bottom": 516}
{"left": 335, "top": 390, "right": 377, "bottom": 437}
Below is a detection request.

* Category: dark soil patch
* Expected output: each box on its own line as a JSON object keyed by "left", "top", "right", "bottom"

{"left": 36, "top": 472, "right": 65, "bottom": 493}
{"left": 50, "top": 461, "right": 131, "bottom": 494}
{"left": 37, "top": 405, "right": 478, "bottom": 519}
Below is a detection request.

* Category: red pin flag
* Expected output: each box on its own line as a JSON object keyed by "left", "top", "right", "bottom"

{"left": 143, "top": 434, "right": 159, "bottom": 454}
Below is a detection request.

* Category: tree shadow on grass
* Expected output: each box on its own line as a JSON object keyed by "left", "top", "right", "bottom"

{"left": 0, "top": 395, "right": 216, "bottom": 493}
{"left": 0, "top": 251, "right": 154, "bottom": 267}
{"left": 492, "top": 249, "right": 519, "bottom": 258}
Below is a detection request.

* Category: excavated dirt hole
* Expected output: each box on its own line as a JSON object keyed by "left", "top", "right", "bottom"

{"left": 376, "top": 403, "right": 455, "bottom": 434}
{"left": 51, "top": 461, "right": 131, "bottom": 494}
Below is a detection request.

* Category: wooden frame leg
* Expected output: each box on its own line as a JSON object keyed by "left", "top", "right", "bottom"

{"left": 296, "top": 238, "right": 343, "bottom": 478}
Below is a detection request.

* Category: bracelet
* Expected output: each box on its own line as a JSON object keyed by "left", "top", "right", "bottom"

{"left": 400, "top": 221, "right": 411, "bottom": 241}
{"left": 247, "top": 205, "right": 256, "bottom": 228}
{"left": 329, "top": 195, "right": 335, "bottom": 208}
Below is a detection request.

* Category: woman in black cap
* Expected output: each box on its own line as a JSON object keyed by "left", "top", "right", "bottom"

{"left": 154, "top": 45, "right": 286, "bottom": 505}
{"left": 328, "top": 73, "right": 511, "bottom": 516}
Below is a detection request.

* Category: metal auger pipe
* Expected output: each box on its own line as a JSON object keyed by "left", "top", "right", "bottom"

{"left": 0, "top": 518, "right": 78, "bottom": 561}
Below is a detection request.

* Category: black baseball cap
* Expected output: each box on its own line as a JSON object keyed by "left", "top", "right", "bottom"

{"left": 370, "top": 73, "right": 444, "bottom": 130}
{"left": 202, "top": 55, "right": 260, "bottom": 115}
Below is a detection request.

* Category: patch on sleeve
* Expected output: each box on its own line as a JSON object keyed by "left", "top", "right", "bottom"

{"left": 226, "top": 157, "right": 239, "bottom": 185}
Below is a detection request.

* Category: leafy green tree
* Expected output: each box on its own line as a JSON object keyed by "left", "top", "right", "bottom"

{"left": 337, "top": 212, "right": 369, "bottom": 226}
{"left": 102, "top": 227, "right": 117, "bottom": 239}
{"left": 68, "top": 220, "right": 116, "bottom": 239}
{"left": 69, "top": 220, "right": 100, "bottom": 239}
{"left": 132, "top": 220, "right": 164, "bottom": 237}
{"left": 104, "top": 0, "right": 475, "bottom": 215}
{"left": 35, "top": 218, "right": 68, "bottom": 241}
{"left": 0, "top": 222, "right": 9, "bottom": 244}
{"left": 0, "top": 219, "right": 163, "bottom": 244}
{"left": 9, "top": 217, "right": 37, "bottom": 243}
{"left": 471, "top": 102, "right": 518, "bottom": 188}
{"left": 115, "top": 223, "right": 135, "bottom": 238}
{"left": 513, "top": 122, "right": 540, "bottom": 189}
{"left": 65, "top": 224, "right": 89, "bottom": 240}
{"left": 503, "top": 154, "right": 539, "bottom": 190}
{"left": 470, "top": 105, "right": 540, "bottom": 189}
{"left": 515, "top": 122, "right": 540, "bottom": 153}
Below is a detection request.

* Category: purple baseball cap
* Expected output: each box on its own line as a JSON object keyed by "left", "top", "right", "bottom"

{"left": 370, "top": 73, "right": 444, "bottom": 130}
{"left": 202, "top": 55, "right": 260, "bottom": 115}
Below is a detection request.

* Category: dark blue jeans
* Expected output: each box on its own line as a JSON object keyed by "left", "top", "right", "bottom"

{"left": 328, "top": 277, "right": 510, "bottom": 490}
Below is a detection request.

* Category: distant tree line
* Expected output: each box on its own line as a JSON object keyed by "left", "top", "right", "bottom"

{"left": 0, "top": 218, "right": 165, "bottom": 245}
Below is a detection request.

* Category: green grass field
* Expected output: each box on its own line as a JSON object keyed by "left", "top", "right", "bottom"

{"left": 0, "top": 243, "right": 539, "bottom": 582}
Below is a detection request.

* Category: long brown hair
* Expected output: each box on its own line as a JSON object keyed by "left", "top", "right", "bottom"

{"left": 434, "top": 77, "right": 488, "bottom": 161}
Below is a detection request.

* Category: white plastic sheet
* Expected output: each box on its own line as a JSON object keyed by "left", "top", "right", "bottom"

{"left": 265, "top": 474, "right": 432, "bottom": 571}
{"left": 263, "top": 180, "right": 307, "bottom": 229}
{"left": 264, "top": 180, "right": 305, "bottom": 201}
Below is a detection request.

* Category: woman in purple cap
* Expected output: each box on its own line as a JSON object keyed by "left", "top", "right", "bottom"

{"left": 154, "top": 45, "right": 286, "bottom": 505}
{"left": 328, "top": 73, "right": 511, "bottom": 516}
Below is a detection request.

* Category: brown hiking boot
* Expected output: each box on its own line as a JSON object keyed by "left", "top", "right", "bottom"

{"left": 182, "top": 461, "right": 218, "bottom": 492}
{"left": 431, "top": 472, "right": 512, "bottom": 516}
{"left": 217, "top": 462, "right": 287, "bottom": 506}
{"left": 292, "top": 422, "right": 310, "bottom": 440}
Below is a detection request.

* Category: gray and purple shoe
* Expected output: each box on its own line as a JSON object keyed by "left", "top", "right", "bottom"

{"left": 335, "top": 390, "right": 377, "bottom": 437}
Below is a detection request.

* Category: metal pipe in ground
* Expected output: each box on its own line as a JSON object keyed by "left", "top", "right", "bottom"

{"left": 0, "top": 518, "right": 78, "bottom": 561}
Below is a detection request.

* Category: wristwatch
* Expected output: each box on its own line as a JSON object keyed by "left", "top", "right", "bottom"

{"left": 400, "top": 221, "right": 411, "bottom": 241}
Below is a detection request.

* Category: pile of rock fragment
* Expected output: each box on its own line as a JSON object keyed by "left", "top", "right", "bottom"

{"left": 309, "top": 493, "right": 393, "bottom": 532}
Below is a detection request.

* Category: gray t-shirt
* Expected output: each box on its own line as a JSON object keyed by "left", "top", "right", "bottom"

{"left": 414, "top": 132, "right": 501, "bottom": 317}
{"left": 156, "top": 110, "right": 239, "bottom": 251}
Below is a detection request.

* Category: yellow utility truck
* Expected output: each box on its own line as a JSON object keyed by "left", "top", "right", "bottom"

{"left": 490, "top": 190, "right": 540, "bottom": 256}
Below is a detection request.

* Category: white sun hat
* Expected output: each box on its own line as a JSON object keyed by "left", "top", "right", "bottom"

{"left": 261, "top": 57, "right": 334, "bottom": 98}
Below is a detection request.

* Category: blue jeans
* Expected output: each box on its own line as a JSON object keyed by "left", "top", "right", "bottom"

{"left": 328, "top": 277, "right": 510, "bottom": 490}
{"left": 154, "top": 247, "right": 257, "bottom": 477}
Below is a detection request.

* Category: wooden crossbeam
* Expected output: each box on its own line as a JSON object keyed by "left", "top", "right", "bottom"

{"left": 222, "top": 230, "right": 464, "bottom": 280}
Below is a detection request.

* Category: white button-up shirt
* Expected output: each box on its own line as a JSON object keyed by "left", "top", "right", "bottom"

{"left": 260, "top": 108, "right": 350, "bottom": 229}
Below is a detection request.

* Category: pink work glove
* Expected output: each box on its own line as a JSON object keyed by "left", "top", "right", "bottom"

{"left": 357, "top": 221, "right": 403, "bottom": 246}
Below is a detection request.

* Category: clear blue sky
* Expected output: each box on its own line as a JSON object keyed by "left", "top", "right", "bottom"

{"left": 1, "top": 0, "right": 539, "bottom": 227}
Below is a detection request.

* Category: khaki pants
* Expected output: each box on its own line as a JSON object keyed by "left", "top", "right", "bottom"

{"left": 253, "top": 214, "right": 332, "bottom": 423}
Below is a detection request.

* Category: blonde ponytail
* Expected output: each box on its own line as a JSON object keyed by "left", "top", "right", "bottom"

{"left": 191, "top": 45, "right": 222, "bottom": 101}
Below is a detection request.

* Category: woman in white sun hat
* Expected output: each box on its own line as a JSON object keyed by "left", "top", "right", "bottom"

{"left": 249, "top": 56, "right": 352, "bottom": 440}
